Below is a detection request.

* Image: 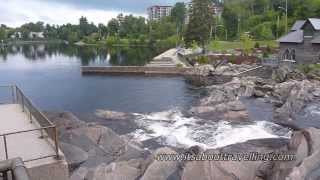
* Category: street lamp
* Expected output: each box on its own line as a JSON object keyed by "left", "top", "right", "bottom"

{"left": 279, "top": 0, "right": 288, "bottom": 33}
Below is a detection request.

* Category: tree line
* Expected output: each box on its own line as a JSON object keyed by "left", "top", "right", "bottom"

{"left": 222, "top": 0, "right": 320, "bottom": 40}
{"left": 1, "top": 0, "right": 320, "bottom": 49}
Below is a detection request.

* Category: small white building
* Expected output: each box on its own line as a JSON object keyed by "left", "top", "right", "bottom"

{"left": 29, "top": 32, "right": 45, "bottom": 39}
{"left": 10, "top": 32, "right": 22, "bottom": 39}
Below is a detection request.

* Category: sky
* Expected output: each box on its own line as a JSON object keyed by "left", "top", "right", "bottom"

{"left": 0, "top": 0, "right": 186, "bottom": 27}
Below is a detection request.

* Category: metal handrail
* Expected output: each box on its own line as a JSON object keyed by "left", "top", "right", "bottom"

{"left": 0, "top": 158, "right": 30, "bottom": 180}
{"left": 0, "top": 85, "right": 60, "bottom": 162}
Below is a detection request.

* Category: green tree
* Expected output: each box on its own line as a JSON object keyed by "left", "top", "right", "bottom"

{"left": 0, "top": 28, "right": 7, "bottom": 40}
{"left": 171, "top": 2, "right": 187, "bottom": 39}
{"left": 149, "top": 17, "right": 176, "bottom": 40}
{"left": 98, "top": 23, "right": 108, "bottom": 39}
{"left": 185, "top": 0, "right": 213, "bottom": 50}
{"left": 240, "top": 33, "right": 254, "bottom": 56}
{"left": 79, "top": 16, "right": 89, "bottom": 37}
{"left": 107, "top": 18, "right": 120, "bottom": 36}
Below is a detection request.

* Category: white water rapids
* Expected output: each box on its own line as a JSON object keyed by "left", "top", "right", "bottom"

{"left": 129, "top": 109, "right": 292, "bottom": 149}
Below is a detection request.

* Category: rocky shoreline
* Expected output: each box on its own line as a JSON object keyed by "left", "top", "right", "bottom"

{"left": 46, "top": 64, "right": 320, "bottom": 180}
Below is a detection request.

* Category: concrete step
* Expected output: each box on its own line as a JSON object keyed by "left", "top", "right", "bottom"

{"left": 146, "top": 64, "right": 176, "bottom": 67}
{"left": 149, "top": 61, "right": 174, "bottom": 64}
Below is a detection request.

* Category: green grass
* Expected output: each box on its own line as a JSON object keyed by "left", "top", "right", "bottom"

{"left": 208, "top": 40, "right": 278, "bottom": 52}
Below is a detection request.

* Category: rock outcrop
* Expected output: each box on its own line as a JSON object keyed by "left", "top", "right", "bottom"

{"left": 46, "top": 69, "right": 320, "bottom": 180}
{"left": 141, "top": 147, "right": 181, "bottom": 180}
{"left": 272, "top": 80, "right": 320, "bottom": 129}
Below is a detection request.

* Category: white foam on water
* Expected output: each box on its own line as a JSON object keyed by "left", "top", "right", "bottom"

{"left": 305, "top": 104, "right": 320, "bottom": 117}
{"left": 130, "top": 109, "right": 291, "bottom": 149}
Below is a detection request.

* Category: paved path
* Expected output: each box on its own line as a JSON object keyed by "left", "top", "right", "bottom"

{"left": 0, "top": 104, "right": 56, "bottom": 167}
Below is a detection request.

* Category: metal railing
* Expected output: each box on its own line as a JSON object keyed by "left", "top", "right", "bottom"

{"left": 0, "top": 158, "right": 30, "bottom": 180}
{"left": 261, "top": 57, "right": 280, "bottom": 67}
{"left": 0, "top": 85, "right": 60, "bottom": 163}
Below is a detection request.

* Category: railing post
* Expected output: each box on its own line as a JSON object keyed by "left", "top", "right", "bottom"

{"left": 3, "top": 135, "right": 8, "bottom": 160}
{"left": 3, "top": 171, "right": 8, "bottom": 180}
{"left": 21, "top": 94, "right": 24, "bottom": 112}
{"left": 11, "top": 86, "right": 15, "bottom": 104}
{"left": 53, "top": 127, "right": 60, "bottom": 160}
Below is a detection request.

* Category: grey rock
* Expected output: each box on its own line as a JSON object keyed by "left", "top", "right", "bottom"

{"left": 253, "top": 89, "right": 265, "bottom": 97}
{"left": 60, "top": 142, "right": 88, "bottom": 170}
{"left": 141, "top": 147, "right": 180, "bottom": 180}
{"left": 70, "top": 167, "right": 88, "bottom": 180}
{"left": 92, "top": 160, "right": 142, "bottom": 180}
{"left": 95, "top": 110, "right": 135, "bottom": 120}
{"left": 312, "top": 88, "right": 320, "bottom": 97}
{"left": 227, "top": 100, "right": 246, "bottom": 111}
{"left": 274, "top": 80, "right": 315, "bottom": 121}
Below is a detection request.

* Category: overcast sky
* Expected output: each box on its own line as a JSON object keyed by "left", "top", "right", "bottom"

{"left": 0, "top": 0, "right": 187, "bottom": 27}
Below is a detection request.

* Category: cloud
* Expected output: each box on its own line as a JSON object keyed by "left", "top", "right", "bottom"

{"left": 0, "top": 0, "right": 147, "bottom": 27}
{"left": 42, "top": 0, "right": 185, "bottom": 13}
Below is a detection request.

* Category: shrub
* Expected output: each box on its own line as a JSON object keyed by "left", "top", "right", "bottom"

{"left": 229, "top": 54, "right": 237, "bottom": 64}
{"left": 195, "top": 56, "right": 209, "bottom": 64}
{"left": 106, "top": 36, "right": 118, "bottom": 46}
{"left": 263, "top": 52, "right": 269, "bottom": 58}
{"left": 191, "top": 40, "right": 199, "bottom": 50}
{"left": 176, "top": 63, "right": 183, "bottom": 68}
{"left": 254, "top": 42, "right": 260, "bottom": 48}
{"left": 266, "top": 45, "right": 272, "bottom": 53}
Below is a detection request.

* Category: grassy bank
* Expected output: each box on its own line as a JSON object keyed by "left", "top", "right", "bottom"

{"left": 208, "top": 40, "right": 278, "bottom": 52}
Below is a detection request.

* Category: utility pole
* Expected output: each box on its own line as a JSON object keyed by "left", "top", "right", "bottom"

{"left": 279, "top": 0, "right": 288, "bottom": 33}
{"left": 285, "top": 0, "right": 288, "bottom": 33}
{"left": 238, "top": 17, "right": 241, "bottom": 40}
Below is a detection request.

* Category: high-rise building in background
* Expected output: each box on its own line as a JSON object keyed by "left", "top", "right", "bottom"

{"left": 147, "top": 6, "right": 173, "bottom": 21}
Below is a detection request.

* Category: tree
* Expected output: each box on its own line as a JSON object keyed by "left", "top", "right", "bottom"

{"left": 240, "top": 33, "right": 254, "bottom": 56}
{"left": 107, "top": 18, "right": 120, "bottom": 36}
{"left": 171, "top": 2, "right": 187, "bottom": 38}
{"left": 98, "top": 23, "right": 108, "bottom": 39}
{"left": 118, "top": 15, "right": 148, "bottom": 38}
{"left": 184, "top": 0, "right": 213, "bottom": 50}
{"left": 149, "top": 17, "right": 176, "bottom": 40}
{"left": 0, "top": 28, "right": 7, "bottom": 40}
{"left": 79, "top": 16, "right": 89, "bottom": 37}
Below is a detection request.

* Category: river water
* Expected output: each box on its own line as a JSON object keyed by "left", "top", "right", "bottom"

{"left": 0, "top": 43, "right": 197, "bottom": 113}
{"left": 0, "top": 43, "right": 291, "bottom": 149}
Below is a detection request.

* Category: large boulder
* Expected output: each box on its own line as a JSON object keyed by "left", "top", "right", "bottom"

{"left": 188, "top": 65, "right": 214, "bottom": 76}
{"left": 45, "top": 112, "right": 86, "bottom": 134}
{"left": 273, "top": 80, "right": 318, "bottom": 128}
{"left": 269, "top": 128, "right": 320, "bottom": 180}
{"left": 182, "top": 139, "right": 289, "bottom": 180}
{"left": 182, "top": 160, "right": 237, "bottom": 180}
{"left": 70, "top": 167, "right": 89, "bottom": 180}
{"left": 140, "top": 147, "right": 180, "bottom": 180}
{"left": 95, "top": 110, "right": 135, "bottom": 120}
{"left": 272, "top": 65, "right": 306, "bottom": 83}
{"left": 72, "top": 125, "right": 147, "bottom": 162}
{"left": 60, "top": 142, "right": 88, "bottom": 170}
{"left": 190, "top": 99, "right": 250, "bottom": 122}
{"left": 92, "top": 159, "right": 144, "bottom": 180}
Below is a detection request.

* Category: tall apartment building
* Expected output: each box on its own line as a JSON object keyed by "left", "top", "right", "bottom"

{"left": 147, "top": 6, "right": 173, "bottom": 21}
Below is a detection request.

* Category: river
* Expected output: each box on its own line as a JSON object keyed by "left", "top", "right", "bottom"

{"left": 0, "top": 43, "right": 198, "bottom": 114}
{"left": 0, "top": 43, "right": 291, "bottom": 149}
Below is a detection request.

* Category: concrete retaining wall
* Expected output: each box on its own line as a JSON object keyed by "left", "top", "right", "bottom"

{"left": 27, "top": 160, "right": 69, "bottom": 180}
{"left": 81, "top": 66, "right": 193, "bottom": 76}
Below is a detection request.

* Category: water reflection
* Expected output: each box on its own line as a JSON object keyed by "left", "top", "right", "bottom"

{"left": 0, "top": 43, "right": 157, "bottom": 66}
